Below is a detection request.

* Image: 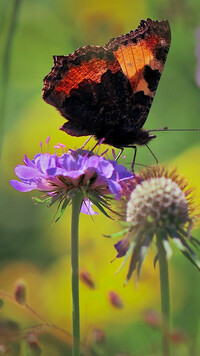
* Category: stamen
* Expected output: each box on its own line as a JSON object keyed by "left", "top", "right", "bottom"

{"left": 40, "top": 141, "right": 43, "bottom": 154}
{"left": 112, "top": 149, "right": 116, "bottom": 160}
{"left": 100, "top": 148, "right": 109, "bottom": 157}
{"left": 56, "top": 143, "right": 66, "bottom": 153}
{"left": 46, "top": 136, "right": 51, "bottom": 153}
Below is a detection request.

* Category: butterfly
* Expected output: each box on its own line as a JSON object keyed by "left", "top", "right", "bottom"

{"left": 42, "top": 19, "right": 171, "bottom": 154}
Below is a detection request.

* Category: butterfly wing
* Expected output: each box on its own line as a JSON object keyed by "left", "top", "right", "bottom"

{"left": 43, "top": 19, "right": 171, "bottom": 147}
{"left": 105, "top": 18, "right": 171, "bottom": 130}
{"left": 43, "top": 46, "right": 132, "bottom": 137}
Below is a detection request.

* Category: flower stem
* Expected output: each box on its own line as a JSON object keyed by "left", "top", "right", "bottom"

{"left": 157, "top": 232, "right": 171, "bottom": 356}
{"left": 0, "top": 0, "right": 22, "bottom": 157}
{"left": 71, "top": 192, "right": 83, "bottom": 356}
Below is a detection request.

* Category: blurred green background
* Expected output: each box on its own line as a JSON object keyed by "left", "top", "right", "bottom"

{"left": 1, "top": 0, "right": 200, "bottom": 355}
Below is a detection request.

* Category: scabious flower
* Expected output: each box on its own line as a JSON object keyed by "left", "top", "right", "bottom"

{"left": 114, "top": 166, "right": 200, "bottom": 282}
{"left": 10, "top": 140, "right": 133, "bottom": 217}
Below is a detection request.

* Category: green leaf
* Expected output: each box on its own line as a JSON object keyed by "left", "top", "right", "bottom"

{"left": 190, "top": 237, "right": 200, "bottom": 250}
{"left": 125, "top": 234, "right": 145, "bottom": 283}
{"left": 172, "top": 232, "right": 200, "bottom": 271}
{"left": 89, "top": 196, "right": 111, "bottom": 218}
{"left": 104, "top": 228, "right": 129, "bottom": 238}
{"left": 116, "top": 240, "right": 135, "bottom": 275}
{"left": 32, "top": 197, "right": 44, "bottom": 203}
{"left": 159, "top": 230, "right": 172, "bottom": 259}
{"left": 137, "top": 230, "right": 154, "bottom": 278}
{"left": 32, "top": 196, "right": 51, "bottom": 204}
{"left": 55, "top": 197, "right": 71, "bottom": 223}
{"left": 180, "top": 250, "right": 200, "bottom": 271}
{"left": 154, "top": 254, "right": 158, "bottom": 268}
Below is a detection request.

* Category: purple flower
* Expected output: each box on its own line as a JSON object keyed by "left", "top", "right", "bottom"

{"left": 114, "top": 238, "right": 130, "bottom": 258}
{"left": 10, "top": 144, "right": 133, "bottom": 216}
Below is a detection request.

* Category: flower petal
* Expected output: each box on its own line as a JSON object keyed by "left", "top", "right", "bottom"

{"left": 62, "top": 154, "right": 77, "bottom": 171}
{"left": 36, "top": 154, "right": 56, "bottom": 173}
{"left": 98, "top": 158, "right": 114, "bottom": 178}
{"left": 111, "top": 162, "right": 133, "bottom": 180}
{"left": 87, "top": 156, "right": 99, "bottom": 169}
{"left": 81, "top": 199, "right": 99, "bottom": 215}
{"left": 15, "top": 165, "right": 41, "bottom": 180}
{"left": 108, "top": 180, "right": 122, "bottom": 199}
{"left": 10, "top": 180, "right": 37, "bottom": 192}
{"left": 47, "top": 167, "right": 65, "bottom": 177}
{"left": 23, "top": 154, "right": 35, "bottom": 167}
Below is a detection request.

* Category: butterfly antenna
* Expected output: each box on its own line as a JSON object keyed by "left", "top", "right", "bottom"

{"left": 145, "top": 144, "right": 158, "bottom": 165}
{"left": 149, "top": 127, "right": 200, "bottom": 133}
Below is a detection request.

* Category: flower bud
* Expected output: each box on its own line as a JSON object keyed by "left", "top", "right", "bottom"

{"left": 92, "top": 328, "right": 105, "bottom": 344}
{"left": 80, "top": 269, "right": 95, "bottom": 289}
{"left": 14, "top": 280, "right": 26, "bottom": 305}
{"left": 108, "top": 291, "right": 123, "bottom": 309}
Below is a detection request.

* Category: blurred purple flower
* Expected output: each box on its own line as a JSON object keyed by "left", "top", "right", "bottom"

{"left": 10, "top": 144, "right": 133, "bottom": 216}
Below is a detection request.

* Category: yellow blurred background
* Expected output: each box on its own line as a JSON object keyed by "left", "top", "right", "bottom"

{"left": 1, "top": 0, "right": 200, "bottom": 355}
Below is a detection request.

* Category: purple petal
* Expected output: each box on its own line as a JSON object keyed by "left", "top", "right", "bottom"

{"left": 89, "top": 174, "right": 107, "bottom": 188}
{"left": 98, "top": 158, "right": 114, "bottom": 178}
{"left": 15, "top": 165, "right": 42, "bottom": 180}
{"left": 10, "top": 180, "right": 37, "bottom": 192}
{"left": 81, "top": 199, "right": 99, "bottom": 215}
{"left": 83, "top": 167, "right": 97, "bottom": 182}
{"left": 47, "top": 167, "right": 65, "bottom": 177}
{"left": 108, "top": 180, "right": 122, "bottom": 199}
{"left": 111, "top": 163, "right": 133, "bottom": 180}
{"left": 64, "top": 170, "right": 85, "bottom": 179}
{"left": 62, "top": 154, "right": 77, "bottom": 171}
{"left": 46, "top": 167, "right": 57, "bottom": 176}
{"left": 87, "top": 156, "right": 100, "bottom": 169}
{"left": 36, "top": 154, "right": 56, "bottom": 173}
{"left": 114, "top": 239, "right": 130, "bottom": 258}
{"left": 33, "top": 153, "right": 43, "bottom": 161}
{"left": 76, "top": 154, "right": 87, "bottom": 170}
{"left": 23, "top": 155, "right": 35, "bottom": 167}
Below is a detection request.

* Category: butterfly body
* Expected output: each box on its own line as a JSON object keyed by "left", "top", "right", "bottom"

{"left": 43, "top": 19, "right": 171, "bottom": 149}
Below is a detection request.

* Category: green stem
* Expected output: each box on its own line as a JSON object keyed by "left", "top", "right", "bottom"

{"left": 157, "top": 233, "right": 171, "bottom": 356}
{"left": 0, "top": 0, "right": 22, "bottom": 158}
{"left": 71, "top": 192, "right": 83, "bottom": 356}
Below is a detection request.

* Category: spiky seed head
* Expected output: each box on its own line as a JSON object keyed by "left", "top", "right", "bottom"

{"left": 126, "top": 176, "right": 189, "bottom": 230}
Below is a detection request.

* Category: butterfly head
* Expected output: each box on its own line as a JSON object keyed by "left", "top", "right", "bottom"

{"left": 134, "top": 130, "right": 156, "bottom": 146}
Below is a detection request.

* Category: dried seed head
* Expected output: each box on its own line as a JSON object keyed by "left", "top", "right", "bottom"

{"left": 127, "top": 176, "right": 189, "bottom": 230}
{"left": 114, "top": 167, "right": 200, "bottom": 282}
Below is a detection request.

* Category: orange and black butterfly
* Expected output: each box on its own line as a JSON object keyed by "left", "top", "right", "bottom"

{"left": 43, "top": 19, "right": 171, "bottom": 151}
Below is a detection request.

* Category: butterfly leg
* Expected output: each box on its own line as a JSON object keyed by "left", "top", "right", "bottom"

{"left": 145, "top": 144, "right": 158, "bottom": 165}
{"left": 115, "top": 146, "right": 136, "bottom": 171}
{"left": 90, "top": 138, "right": 103, "bottom": 152}
{"left": 115, "top": 148, "right": 124, "bottom": 161}
{"left": 131, "top": 146, "right": 137, "bottom": 172}
{"left": 88, "top": 138, "right": 106, "bottom": 156}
